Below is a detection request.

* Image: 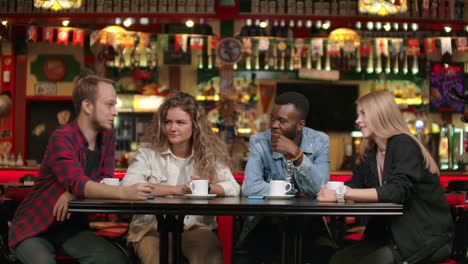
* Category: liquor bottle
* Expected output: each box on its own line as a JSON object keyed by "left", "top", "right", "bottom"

{"left": 114, "top": 0, "right": 123, "bottom": 12}
{"left": 287, "top": 0, "right": 296, "bottom": 14}
{"left": 305, "top": 0, "right": 313, "bottom": 14}
{"left": 122, "top": 0, "right": 130, "bottom": 12}
{"left": 198, "top": 0, "right": 206, "bottom": 12}
{"left": 277, "top": 0, "right": 286, "bottom": 14}
{"left": 269, "top": 0, "right": 277, "bottom": 13}
{"left": 149, "top": 0, "right": 157, "bottom": 12}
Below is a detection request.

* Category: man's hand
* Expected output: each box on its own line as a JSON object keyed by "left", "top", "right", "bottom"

{"left": 271, "top": 133, "right": 300, "bottom": 159}
{"left": 119, "top": 182, "right": 154, "bottom": 200}
{"left": 317, "top": 185, "right": 337, "bottom": 202}
{"left": 53, "top": 191, "right": 76, "bottom": 222}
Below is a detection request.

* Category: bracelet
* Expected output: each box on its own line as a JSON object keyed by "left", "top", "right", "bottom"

{"left": 291, "top": 150, "right": 304, "bottom": 162}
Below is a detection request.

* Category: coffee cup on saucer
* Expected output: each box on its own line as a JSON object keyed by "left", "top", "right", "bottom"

{"left": 189, "top": 179, "right": 209, "bottom": 195}
{"left": 326, "top": 181, "right": 344, "bottom": 190}
{"left": 269, "top": 180, "right": 292, "bottom": 196}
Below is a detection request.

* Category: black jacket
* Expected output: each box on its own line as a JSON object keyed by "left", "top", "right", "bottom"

{"left": 346, "top": 134, "right": 453, "bottom": 264}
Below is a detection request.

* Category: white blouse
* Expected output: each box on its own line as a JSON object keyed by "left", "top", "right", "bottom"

{"left": 121, "top": 146, "right": 240, "bottom": 243}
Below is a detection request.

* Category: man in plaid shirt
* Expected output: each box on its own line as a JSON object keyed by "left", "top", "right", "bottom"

{"left": 9, "top": 75, "right": 154, "bottom": 264}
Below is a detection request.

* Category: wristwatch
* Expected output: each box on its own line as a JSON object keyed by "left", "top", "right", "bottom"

{"left": 336, "top": 185, "right": 347, "bottom": 203}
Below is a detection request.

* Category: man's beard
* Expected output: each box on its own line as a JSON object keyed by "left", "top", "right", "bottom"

{"left": 91, "top": 112, "right": 111, "bottom": 132}
{"left": 284, "top": 130, "right": 297, "bottom": 140}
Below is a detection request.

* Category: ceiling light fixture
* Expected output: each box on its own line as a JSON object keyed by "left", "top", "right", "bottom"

{"left": 359, "top": 0, "right": 408, "bottom": 16}
{"left": 355, "top": 21, "right": 362, "bottom": 29}
{"left": 383, "top": 22, "right": 391, "bottom": 31}
{"left": 375, "top": 22, "right": 382, "bottom": 30}
{"left": 402, "top": 23, "right": 408, "bottom": 31}
{"left": 140, "top": 17, "right": 149, "bottom": 25}
{"left": 259, "top": 20, "right": 268, "bottom": 28}
{"left": 123, "top": 18, "right": 134, "bottom": 28}
{"left": 185, "top": 19, "right": 194, "bottom": 28}
{"left": 34, "top": 0, "right": 82, "bottom": 11}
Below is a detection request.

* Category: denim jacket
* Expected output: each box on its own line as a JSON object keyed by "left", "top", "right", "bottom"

{"left": 237, "top": 127, "right": 330, "bottom": 246}
{"left": 242, "top": 127, "right": 330, "bottom": 197}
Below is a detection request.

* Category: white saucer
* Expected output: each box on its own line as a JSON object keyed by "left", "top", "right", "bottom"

{"left": 264, "top": 194, "right": 295, "bottom": 199}
{"left": 184, "top": 194, "right": 217, "bottom": 199}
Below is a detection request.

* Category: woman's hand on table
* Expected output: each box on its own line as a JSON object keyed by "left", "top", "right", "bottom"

{"left": 53, "top": 191, "right": 76, "bottom": 221}
{"left": 317, "top": 185, "right": 337, "bottom": 202}
{"left": 175, "top": 176, "right": 201, "bottom": 195}
{"left": 120, "top": 182, "right": 154, "bottom": 200}
{"left": 171, "top": 184, "right": 191, "bottom": 195}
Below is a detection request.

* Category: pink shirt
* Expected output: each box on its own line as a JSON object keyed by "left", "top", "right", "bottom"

{"left": 376, "top": 149, "right": 385, "bottom": 186}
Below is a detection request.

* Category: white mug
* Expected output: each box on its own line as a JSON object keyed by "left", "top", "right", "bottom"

{"left": 189, "top": 179, "right": 209, "bottom": 195}
{"left": 270, "top": 180, "right": 292, "bottom": 196}
{"left": 100, "top": 178, "right": 120, "bottom": 186}
{"left": 326, "top": 181, "right": 344, "bottom": 190}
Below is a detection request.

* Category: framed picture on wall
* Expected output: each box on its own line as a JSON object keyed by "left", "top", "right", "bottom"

{"left": 27, "top": 100, "right": 75, "bottom": 163}
{"left": 34, "top": 82, "right": 57, "bottom": 96}
{"left": 430, "top": 63, "right": 465, "bottom": 113}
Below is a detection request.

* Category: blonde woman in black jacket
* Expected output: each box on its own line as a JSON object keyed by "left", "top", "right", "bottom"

{"left": 318, "top": 91, "right": 453, "bottom": 264}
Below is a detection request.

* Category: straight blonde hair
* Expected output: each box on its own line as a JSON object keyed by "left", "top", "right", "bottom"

{"left": 357, "top": 91, "right": 439, "bottom": 175}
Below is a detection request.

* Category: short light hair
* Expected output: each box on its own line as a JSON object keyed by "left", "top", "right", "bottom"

{"left": 357, "top": 91, "right": 439, "bottom": 175}
{"left": 72, "top": 75, "right": 115, "bottom": 115}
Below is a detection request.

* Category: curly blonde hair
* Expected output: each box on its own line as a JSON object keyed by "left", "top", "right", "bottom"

{"left": 141, "top": 92, "right": 231, "bottom": 181}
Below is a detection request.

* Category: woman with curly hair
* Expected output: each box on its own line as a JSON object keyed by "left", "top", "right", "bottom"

{"left": 122, "top": 92, "right": 240, "bottom": 264}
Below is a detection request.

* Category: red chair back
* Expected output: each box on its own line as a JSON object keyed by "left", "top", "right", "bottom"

{"left": 445, "top": 194, "right": 466, "bottom": 207}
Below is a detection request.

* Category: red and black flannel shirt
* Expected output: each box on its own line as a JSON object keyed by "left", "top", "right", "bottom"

{"left": 9, "top": 120, "right": 116, "bottom": 248}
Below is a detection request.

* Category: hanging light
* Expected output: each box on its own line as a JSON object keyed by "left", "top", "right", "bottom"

{"left": 359, "top": 0, "right": 408, "bottom": 16}
{"left": 322, "top": 20, "right": 331, "bottom": 30}
{"left": 34, "top": 0, "right": 83, "bottom": 11}
{"left": 185, "top": 19, "right": 194, "bottom": 28}
{"left": 375, "top": 22, "right": 382, "bottom": 30}
{"left": 355, "top": 21, "right": 362, "bottom": 29}
{"left": 123, "top": 18, "right": 134, "bottom": 28}
{"left": 383, "top": 22, "right": 391, "bottom": 31}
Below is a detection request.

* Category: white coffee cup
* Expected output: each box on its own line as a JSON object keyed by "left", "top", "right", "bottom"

{"left": 190, "top": 179, "right": 209, "bottom": 195}
{"left": 326, "top": 181, "right": 344, "bottom": 190}
{"left": 100, "top": 178, "right": 120, "bottom": 186}
{"left": 270, "top": 180, "right": 292, "bottom": 196}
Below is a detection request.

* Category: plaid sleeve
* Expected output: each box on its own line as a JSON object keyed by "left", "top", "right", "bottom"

{"left": 46, "top": 131, "right": 89, "bottom": 198}
{"left": 100, "top": 130, "right": 116, "bottom": 178}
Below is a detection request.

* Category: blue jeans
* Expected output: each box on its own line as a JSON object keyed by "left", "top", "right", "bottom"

{"left": 14, "top": 229, "right": 130, "bottom": 264}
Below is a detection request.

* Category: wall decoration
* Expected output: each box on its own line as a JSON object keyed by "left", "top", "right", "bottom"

{"left": 27, "top": 100, "right": 75, "bottom": 162}
{"left": 35, "top": 82, "right": 57, "bottom": 95}
{"left": 43, "top": 57, "right": 67, "bottom": 81}
{"left": 30, "top": 55, "right": 80, "bottom": 82}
